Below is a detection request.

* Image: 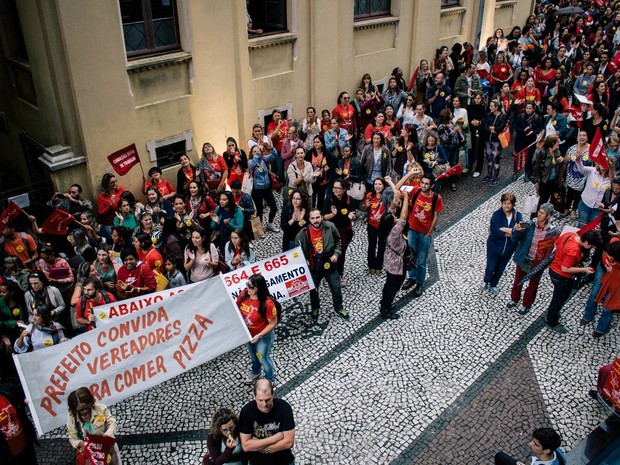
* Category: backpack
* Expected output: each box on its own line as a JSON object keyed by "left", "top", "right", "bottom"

{"left": 79, "top": 291, "right": 112, "bottom": 314}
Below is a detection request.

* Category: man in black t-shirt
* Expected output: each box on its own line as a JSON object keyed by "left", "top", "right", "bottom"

{"left": 238, "top": 379, "right": 295, "bottom": 465}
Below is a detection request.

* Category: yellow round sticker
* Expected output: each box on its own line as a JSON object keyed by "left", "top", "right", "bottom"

{"left": 398, "top": 146, "right": 403, "bottom": 152}
{"left": 151, "top": 237, "right": 157, "bottom": 244}
{"left": 44, "top": 339, "right": 53, "bottom": 346}
{"left": 155, "top": 259, "right": 162, "bottom": 268}
{"left": 552, "top": 120, "right": 557, "bottom": 126}
{"left": 322, "top": 159, "right": 327, "bottom": 166}
{"left": 323, "top": 125, "right": 328, "bottom": 131}
{"left": 324, "top": 262, "right": 331, "bottom": 269}
{"left": 366, "top": 109, "right": 371, "bottom": 114}
{"left": 440, "top": 92, "right": 445, "bottom": 97}
{"left": 12, "top": 309, "right": 20, "bottom": 317}
{"left": 341, "top": 208, "right": 348, "bottom": 215}
{"left": 288, "top": 188, "right": 294, "bottom": 196}
{"left": 15, "top": 245, "right": 24, "bottom": 253}
{"left": 343, "top": 168, "right": 349, "bottom": 175}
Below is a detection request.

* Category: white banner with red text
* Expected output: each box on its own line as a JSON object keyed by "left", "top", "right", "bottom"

{"left": 13, "top": 277, "right": 251, "bottom": 435}
{"left": 94, "top": 247, "right": 314, "bottom": 324}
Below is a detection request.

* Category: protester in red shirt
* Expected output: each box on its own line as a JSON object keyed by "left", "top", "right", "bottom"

{"left": 97, "top": 173, "right": 126, "bottom": 230}
{"left": 75, "top": 277, "right": 116, "bottom": 331}
{"left": 332, "top": 91, "right": 356, "bottom": 136}
{"left": 545, "top": 230, "right": 601, "bottom": 328}
{"left": 197, "top": 142, "right": 228, "bottom": 195}
{"left": 236, "top": 274, "right": 280, "bottom": 385}
{"left": 223, "top": 137, "right": 248, "bottom": 187}
{"left": 133, "top": 232, "right": 164, "bottom": 274}
{"left": 143, "top": 166, "right": 176, "bottom": 200}
{"left": 0, "top": 226, "right": 38, "bottom": 271}
{"left": 402, "top": 175, "right": 444, "bottom": 296}
{"left": 360, "top": 178, "right": 393, "bottom": 275}
{"left": 116, "top": 248, "right": 156, "bottom": 300}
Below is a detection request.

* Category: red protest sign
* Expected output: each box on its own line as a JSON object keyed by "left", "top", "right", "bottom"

{"left": 0, "top": 201, "right": 23, "bottom": 233}
{"left": 435, "top": 164, "right": 463, "bottom": 180}
{"left": 83, "top": 434, "right": 117, "bottom": 465}
{"left": 589, "top": 128, "right": 609, "bottom": 170}
{"left": 602, "top": 358, "right": 620, "bottom": 410}
{"left": 514, "top": 147, "right": 528, "bottom": 174}
{"left": 107, "top": 144, "right": 140, "bottom": 176}
{"left": 41, "top": 209, "right": 74, "bottom": 235}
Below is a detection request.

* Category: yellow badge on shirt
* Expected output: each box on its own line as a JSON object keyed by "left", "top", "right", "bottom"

{"left": 12, "top": 309, "right": 20, "bottom": 317}
{"left": 341, "top": 208, "right": 348, "bottom": 215}
{"left": 323, "top": 125, "right": 328, "bottom": 131}
{"left": 322, "top": 159, "right": 327, "bottom": 166}
{"left": 15, "top": 245, "right": 24, "bottom": 253}
{"left": 44, "top": 338, "right": 53, "bottom": 346}
{"left": 324, "top": 262, "right": 331, "bottom": 269}
{"left": 552, "top": 120, "right": 557, "bottom": 126}
{"left": 398, "top": 146, "right": 403, "bottom": 152}
{"left": 257, "top": 166, "right": 264, "bottom": 172}
{"left": 343, "top": 168, "right": 349, "bottom": 175}
{"left": 366, "top": 109, "right": 371, "bottom": 114}
{"left": 440, "top": 92, "right": 445, "bottom": 97}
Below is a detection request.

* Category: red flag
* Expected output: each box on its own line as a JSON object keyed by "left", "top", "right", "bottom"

{"left": 577, "top": 213, "right": 603, "bottom": 235}
{"left": 107, "top": 143, "right": 140, "bottom": 176}
{"left": 514, "top": 147, "right": 528, "bottom": 174}
{"left": 83, "top": 434, "right": 117, "bottom": 465}
{"left": 436, "top": 164, "right": 463, "bottom": 180}
{"left": 593, "top": 0, "right": 607, "bottom": 8}
{"left": 589, "top": 128, "right": 609, "bottom": 170}
{"left": 40, "top": 209, "right": 74, "bottom": 235}
{"left": 0, "top": 201, "right": 23, "bottom": 233}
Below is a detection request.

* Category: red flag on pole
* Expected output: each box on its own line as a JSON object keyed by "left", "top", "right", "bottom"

{"left": 107, "top": 143, "right": 140, "bottom": 176}
{"left": 0, "top": 201, "right": 23, "bottom": 233}
{"left": 593, "top": 0, "right": 607, "bottom": 9}
{"left": 589, "top": 128, "right": 609, "bottom": 170}
{"left": 435, "top": 164, "right": 464, "bottom": 180}
{"left": 40, "top": 209, "right": 74, "bottom": 235}
{"left": 577, "top": 213, "right": 603, "bottom": 235}
{"left": 514, "top": 147, "right": 528, "bottom": 174}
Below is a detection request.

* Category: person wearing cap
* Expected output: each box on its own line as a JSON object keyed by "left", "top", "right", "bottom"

{"left": 506, "top": 203, "right": 559, "bottom": 315}
{"left": 143, "top": 166, "right": 176, "bottom": 200}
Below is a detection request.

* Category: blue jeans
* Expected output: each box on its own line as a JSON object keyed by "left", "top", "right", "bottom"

{"left": 577, "top": 200, "right": 600, "bottom": 228}
{"left": 407, "top": 229, "right": 431, "bottom": 284}
{"left": 246, "top": 331, "right": 275, "bottom": 381}
{"left": 582, "top": 263, "right": 614, "bottom": 333}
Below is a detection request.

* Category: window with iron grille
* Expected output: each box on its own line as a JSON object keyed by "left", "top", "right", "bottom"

{"left": 119, "top": 0, "right": 181, "bottom": 59}
{"left": 441, "top": 0, "right": 461, "bottom": 7}
{"left": 354, "top": 0, "right": 391, "bottom": 20}
{"left": 155, "top": 140, "right": 186, "bottom": 170}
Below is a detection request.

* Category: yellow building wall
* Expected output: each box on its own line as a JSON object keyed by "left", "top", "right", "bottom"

{"left": 1, "top": 0, "right": 532, "bottom": 203}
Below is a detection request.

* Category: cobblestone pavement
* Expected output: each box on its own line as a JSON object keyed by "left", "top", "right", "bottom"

{"left": 34, "top": 155, "right": 618, "bottom": 464}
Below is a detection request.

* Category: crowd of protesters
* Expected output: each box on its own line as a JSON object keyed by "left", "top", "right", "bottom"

{"left": 2, "top": 0, "right": 620, "bottom": 463}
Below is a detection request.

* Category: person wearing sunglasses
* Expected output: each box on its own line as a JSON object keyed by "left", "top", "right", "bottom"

{"left": 67, "top": 386, "right": 121, "bottom": 464}
{"left": 203, "top": 407, "right": 245, "bottom": 465}
{"left": 236, "top": 274, "right": 281, "bottom": 385}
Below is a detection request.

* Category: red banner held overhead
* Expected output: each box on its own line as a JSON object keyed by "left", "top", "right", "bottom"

{"left": 0, "top": 201, "right": 23, "bottom": 233}
{"left": 40, "top": 209, "right": 74, "bottom": 235}
{"left": 589, "top": 128, "right": 609, "bottom": 170}
{"left": 107, "top": 144, "right": 140, "bottom": 176}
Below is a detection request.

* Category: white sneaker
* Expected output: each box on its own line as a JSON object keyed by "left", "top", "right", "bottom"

{"left": 472, "top": 172, "right": 480, "bottom": 178}
{"left": 266, "top": 222, "right": 280, "bottom": 232}
{"left": 462, "top": 168, "right": 470, "bottom": 174}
